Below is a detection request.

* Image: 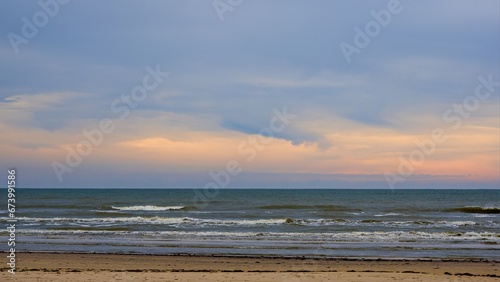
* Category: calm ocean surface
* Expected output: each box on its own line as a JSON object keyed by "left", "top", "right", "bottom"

{"left": 1, "top": 189, "right": 499, "bottom": 259}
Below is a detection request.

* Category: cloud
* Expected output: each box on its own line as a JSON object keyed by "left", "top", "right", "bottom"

{"left": 0, "top": 92, "right": 82, "bottom": 129}
{"left": 0, "top": 0, "right": 498, "bottom": 188}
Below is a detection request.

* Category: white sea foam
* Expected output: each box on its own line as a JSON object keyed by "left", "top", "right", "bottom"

{"left": 12, "top": 216, "right": 287, "bottom": 226}
{"left": 443, "top": 220, "right": 477, "bottom": 227}
{"left": 8, "top": 229, "right": 500, "bottom": 244}
{"left": 474, "top": 214, "right": 497, "bottom": 218}
{"left": 374, "top": 213, "right": 402, "bottom": 217}
{"left": 7, "top": 216, "right": 496, "bottom": 229}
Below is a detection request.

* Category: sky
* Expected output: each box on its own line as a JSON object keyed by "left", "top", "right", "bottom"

{"left": 0, "top": 0, "right": 499, "bottom": 189}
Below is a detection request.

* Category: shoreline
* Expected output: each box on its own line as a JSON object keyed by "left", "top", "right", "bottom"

{"left": 4, "top": 250, "right": 500, "bottom": 262}
{"left": 2, "top": 252, "right": 498, "bottom": 281}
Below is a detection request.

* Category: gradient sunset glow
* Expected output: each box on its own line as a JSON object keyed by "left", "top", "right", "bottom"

{"left": 0, "top": 0, "right": 498, "bottom": 189}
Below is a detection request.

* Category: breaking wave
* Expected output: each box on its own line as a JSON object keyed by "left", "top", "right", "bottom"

{"left": 445, "top": 206, "right": 500, "bottom": 214}
{"left": 8, "top": 216, "right": 494, "bottom": 229}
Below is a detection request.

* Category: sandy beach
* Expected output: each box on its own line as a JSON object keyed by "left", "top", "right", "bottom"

{"left": 1, "top": 253, "right": 498, "bottom": 281}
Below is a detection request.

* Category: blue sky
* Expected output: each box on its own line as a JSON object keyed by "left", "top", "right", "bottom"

{"left": 0, "top": 0, "right": 499, "bottom": 188}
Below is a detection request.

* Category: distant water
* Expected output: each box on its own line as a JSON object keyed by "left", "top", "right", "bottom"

{"left": 1, "top": 189, "right": 499, "bottom": 259}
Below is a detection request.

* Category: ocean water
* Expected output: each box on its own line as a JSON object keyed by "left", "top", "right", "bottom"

{"left": 1, "top": 189, "right": 499, "bottom": 259}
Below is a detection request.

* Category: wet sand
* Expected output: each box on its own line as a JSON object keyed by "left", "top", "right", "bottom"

{"left": 1, "top": 253, "right": 499, "bottom": 281}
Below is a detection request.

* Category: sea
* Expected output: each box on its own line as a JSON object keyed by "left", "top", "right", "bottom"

{"left": 1, "top": 189, "right": 499, "bottom": 260}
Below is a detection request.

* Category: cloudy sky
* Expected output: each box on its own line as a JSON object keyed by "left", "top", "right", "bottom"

{"left": 0, "top": 0, "right": 498, "bottom": 188}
